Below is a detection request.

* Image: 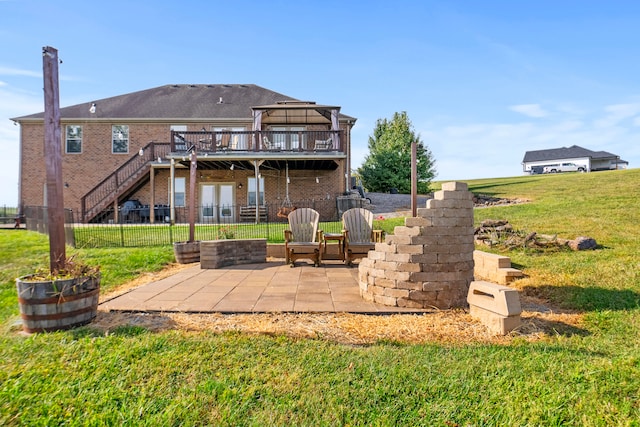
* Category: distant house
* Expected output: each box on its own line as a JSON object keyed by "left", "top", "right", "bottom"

{"left": 522, "top": 145, "right": 628, "bottom": 174}
{"left": 12, "top": 84, "right": 356, "bottom": 223}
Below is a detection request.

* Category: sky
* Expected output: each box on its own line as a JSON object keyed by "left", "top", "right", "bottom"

{"left": 2, "top": 0, "right": 640, "bottom": 205}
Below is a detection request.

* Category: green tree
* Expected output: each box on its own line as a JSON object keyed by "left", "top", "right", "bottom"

{"left": 358, "top": 111, "right": 436, "bottom": 194}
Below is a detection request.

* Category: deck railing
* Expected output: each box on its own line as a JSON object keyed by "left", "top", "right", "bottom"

{"left": 170, "top": 130, "right": 343, "bottom": 154}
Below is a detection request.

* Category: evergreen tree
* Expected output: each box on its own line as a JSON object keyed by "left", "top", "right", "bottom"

{"left": 358, "top": 111, "right": 436, "bottom": 194}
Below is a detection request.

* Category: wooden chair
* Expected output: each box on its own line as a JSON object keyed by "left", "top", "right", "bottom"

{"left": 218, "top": 133, "right": 231, "bottom": 150}
{"left": 342, "top": 208, "right": 384, "bottom": 266}
{"left": 284, "top": 208, "right": 322, "bottom": 267}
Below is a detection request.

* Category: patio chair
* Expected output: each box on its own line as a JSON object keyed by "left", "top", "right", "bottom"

{"left": 284, "top": 208, "right": 323, "bottom": 267}
{"left": 218, "top": 133, "right": 231, "bottom": 150}
{"left": 313, "top": 137, "right": 333, "bottom": 151}
{"left": 342, "top": 207, "right": 384, "bottom": 266}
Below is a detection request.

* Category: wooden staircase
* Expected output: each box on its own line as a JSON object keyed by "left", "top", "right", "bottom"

{"left": 80, "top": 142, "right": 171, "bottom": 223}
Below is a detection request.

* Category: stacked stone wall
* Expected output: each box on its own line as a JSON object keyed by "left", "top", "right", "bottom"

{"left": 358, "top": 182, "right": 475, "bottom": 309}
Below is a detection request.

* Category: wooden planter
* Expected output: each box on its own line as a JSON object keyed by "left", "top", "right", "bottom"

{"left": 173, "top": 241, "right": 201, "bottom": 264}
{"left": 16, "top": 274, "right": 101, "bottom": 333}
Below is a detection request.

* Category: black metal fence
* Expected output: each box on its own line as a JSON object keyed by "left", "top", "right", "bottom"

{"left": 22, "top": 197, "right": 371, "bottom": 248}
{"left": 0, "top": 205, "right": 19, "bottom": 225}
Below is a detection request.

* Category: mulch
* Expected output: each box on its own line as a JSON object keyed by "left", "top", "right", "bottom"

{"left": 92, "top": 264, "right": 584, "bottom": 345}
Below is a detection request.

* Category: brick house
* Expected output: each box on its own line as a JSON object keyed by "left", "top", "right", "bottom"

{"left": 12, "top": 84, "right": 357, "bottom": 223}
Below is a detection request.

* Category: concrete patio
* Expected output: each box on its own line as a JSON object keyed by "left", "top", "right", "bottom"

{"left": 99, "top": 260, "right": 430, "bottom": 314}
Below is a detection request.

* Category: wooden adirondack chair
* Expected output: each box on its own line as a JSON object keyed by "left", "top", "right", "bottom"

{"left": 342, "top": 208, "right": 384, "bottom": 266}
{"left": 284, "top": 208, "right": 322, "bottom": 267}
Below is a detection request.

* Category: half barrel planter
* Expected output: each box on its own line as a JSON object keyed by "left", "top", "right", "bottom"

{"left": 16, "top": 274, "right": 101, "bottom": 333}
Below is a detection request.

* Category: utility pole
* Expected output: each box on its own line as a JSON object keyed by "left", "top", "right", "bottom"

{"left": 42, "top": 46, "right": 66, "bottom": 271}
{"left": 411, "top": 140, "right": 417, "bottom": 217}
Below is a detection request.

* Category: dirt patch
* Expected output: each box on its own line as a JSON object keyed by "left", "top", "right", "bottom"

{"left": 94, "top": 266, "right": 585, "bottom": 345}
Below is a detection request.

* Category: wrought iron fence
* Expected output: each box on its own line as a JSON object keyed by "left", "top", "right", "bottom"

{"left": 22, "top": 198, "right": 371, "bottom": 248}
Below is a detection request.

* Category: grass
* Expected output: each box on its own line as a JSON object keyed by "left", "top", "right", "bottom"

{"left": 73, "top": 221, "right": 351, "bottom": 247}
{"left": 1, "top": 169, "right": 640, "bottom": 425}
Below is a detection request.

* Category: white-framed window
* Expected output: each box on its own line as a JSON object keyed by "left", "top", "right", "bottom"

{"left": 65, "top": 125, "right": 82, "bottom": 153}
{"left": 247, "top": 176, "right": 265, "bottom": 206}
{"left": 112, "top": 125, "right": 129, "bottom": 153}
{"left": 172, "top": 177, "right": 186, "bottom": 207}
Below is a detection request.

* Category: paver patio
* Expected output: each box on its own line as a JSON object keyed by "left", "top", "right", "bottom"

{"left": 99, "top": 260, "right": 430, "bottom": 314}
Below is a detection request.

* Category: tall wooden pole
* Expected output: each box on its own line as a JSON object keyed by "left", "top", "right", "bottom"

{"left": 188, "top": 150, "right": 197, "bottom": 242}
{"left": 411, "top": 140, "right": 417, "bottom": 217}
{"left": 42, "top": 46, "right": 66, "bottom": 271}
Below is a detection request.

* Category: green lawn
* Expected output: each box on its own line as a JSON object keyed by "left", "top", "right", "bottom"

{"left": 1, "top": 169, "right": 639, "bottom": 425}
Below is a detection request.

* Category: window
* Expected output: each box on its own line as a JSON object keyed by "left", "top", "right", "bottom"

{"left": 171, "top": 125, "right": 187, "bottom": 151}
{"left": 112, "top": 125, "right": 129, "bottom": 153}
{"left": 272, "top": 126, "right": 305, "bottom": 150}
{"left": 213, "top": 126, "right": 246, "bottom": 149}
{"left": 65, "top": 125, "right": 82, "bottom": 153}
{"left": 247, "top": 177, "right": 265, "bottom": 206}
{"left": 173, "top": 177, "right": 186, "bottom": 207}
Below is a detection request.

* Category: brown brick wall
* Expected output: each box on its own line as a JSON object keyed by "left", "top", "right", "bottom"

{"left": 19, "top": 120, "right": 350, "bottom": 219}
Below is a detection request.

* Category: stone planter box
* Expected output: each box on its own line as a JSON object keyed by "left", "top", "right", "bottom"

{"left": 201, "top": 239, "right": 267, "bottom": 269}
{"left": 173, "top": 241, "right": 201, "bottom": 264}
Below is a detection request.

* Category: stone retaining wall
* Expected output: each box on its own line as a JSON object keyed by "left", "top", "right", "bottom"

{"left": 473, "top": 250, "right": 524, "bottom": 285}
{"left": 358, "top": 182, "right": 475, "bottom": 309}
{"left": 201, "top": 239, "right": 267, "bottom": 269}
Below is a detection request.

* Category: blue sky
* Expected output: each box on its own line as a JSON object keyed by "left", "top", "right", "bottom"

{"left": 2, "top": 0, "right": 640, "bottom": 205}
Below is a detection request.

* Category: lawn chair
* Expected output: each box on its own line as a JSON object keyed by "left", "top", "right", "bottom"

{"left": 218, "top": 132, "right": 231, "bottom": 150}
{"left": 342, "top": 208, "right": 384, "bottom": 266}
{"left": 284, "top": 208, "right": 322, "bottom": 267}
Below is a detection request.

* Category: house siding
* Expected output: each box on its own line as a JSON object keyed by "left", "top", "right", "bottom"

{"left": 20, "top": 120, "right": 350, "bottom": 220}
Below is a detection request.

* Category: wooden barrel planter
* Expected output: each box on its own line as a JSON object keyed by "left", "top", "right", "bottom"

{"left": 16, "top": 274, "right": 101, "bottom": 333}
{"left": 173, "top": 241, "right": 201, "bottom": 264}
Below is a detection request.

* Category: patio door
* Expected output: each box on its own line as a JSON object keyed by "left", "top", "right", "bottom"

{"left": 200, "top": 183, "right": 235, "bottom": 222}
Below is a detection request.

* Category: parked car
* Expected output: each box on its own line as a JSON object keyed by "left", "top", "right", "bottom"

{"left": 529, "top": 166, "right": 544, "bottom": 175}
{"left": 543, "top": 163, "right": 586, "bottom": 173}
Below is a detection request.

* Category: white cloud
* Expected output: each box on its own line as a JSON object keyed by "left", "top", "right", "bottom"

{"left": 0, "top": 66, "right": 41, "bottom": 78}
{"left": 594, "top": 103, "right": 640, "bottom": 128}
{"left": 417, "top": 102, "right": 639, "bottom": 181}
{"left": 0, "top": 87, "right": 43, "bottom": 205}
{"left": 509, "top": 103, "right": 549, "bottom": 118}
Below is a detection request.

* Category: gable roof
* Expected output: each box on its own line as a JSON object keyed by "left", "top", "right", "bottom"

{"left": 12, "top": 84, "right": 355, "bottom": 122}
{"left": 522, "top": 145, "right": 619, "bottom": 163}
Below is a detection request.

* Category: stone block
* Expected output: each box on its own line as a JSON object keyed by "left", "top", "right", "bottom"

{"left": 386, "top": 235, "right": 412, "bottom": 245}
{"left": 385, "top": 253, "right": 412, "bottom": 263}
{"left": 396, "top": 244, "right": 425, "bottom": 254}
{"left": 469, "top": 305, "right": 521, "bottom": 335}
{"left": 394, "top": 226, "right": 422, "bottom": 236}
{"left": 373, "top": 294, "right": 398, "bottom": 306}
{"left": 425, "top": 199, "right": 441, "bottom": 209}
{"left": 395, "top": 262, "right": 422, "bottom": 273}
{"left": 384, "top": 288, "right": 410, "bottom": 298}
{"left": 375, "top": 242, "right": 397, "bottom": 252}
{"left": 467, "top": 281, "right": 521, "bottom": 317}
{"left": 404, "top": 217, "right": 434, "bottom": 227}
{"left": 441, "top": 181, "right": 468, "bottom": 192}
{"left": 385, "top": 270, "right": 412, "bottom": 281}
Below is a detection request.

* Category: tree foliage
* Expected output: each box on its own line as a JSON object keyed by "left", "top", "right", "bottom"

{"left": 358, "top": 112, "right": 436, "bottom": 194}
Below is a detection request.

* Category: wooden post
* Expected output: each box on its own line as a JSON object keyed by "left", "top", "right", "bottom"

{"left": 188, "top": 151, "right": 197, "bottom": 242}
{"left": 411, "top": 140, "right": 417, "bottom": 217}
{"left": 42, "top": 46, "right": 66, "bottom": 271}
{"left": 149, "top": 167, "right": 155, "bottom": 224}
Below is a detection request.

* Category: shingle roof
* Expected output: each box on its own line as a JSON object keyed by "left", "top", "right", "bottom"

{"left": 13, "top": 84, "right": 354, "bottom": 121}
{"left": 522, "top": 145, "right": 619, "bottom": 163}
